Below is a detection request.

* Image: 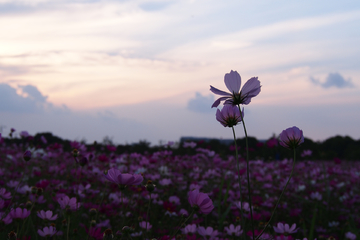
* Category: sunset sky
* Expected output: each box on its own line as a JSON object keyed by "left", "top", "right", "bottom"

{"left": 1, "top": 0, "right": 359, "bottom": 145}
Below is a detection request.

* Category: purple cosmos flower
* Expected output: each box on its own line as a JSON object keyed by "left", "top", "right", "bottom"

{"left": 310, "top": 192, "right": 322, "bottom": 201}
{"left": 1, "top": 212, "right": 12, "bottom": 225}
{"left": 273, "top": 222, "right": 297, "bottom": 234}
{"left": 210, "top": 70, "right": 261, "bottom": 108}
{"left": 0, "top": 188, "right": 12, "bottom": 199}
{"left": 197, "top": 226, "right": 219, "bottom": 239}
{"left": 23, "top": 150, "right": 32, "bottom": 162}
{"left": 182, "top": 224, "right": 197, "bottom": 234}
{"left": 104, "top": 168, "right": 143, "bottom": 186}
{"left": 9, "top": 207, "right": 31, "bottom": 219}
{"left": 20, "top": 131, "right": 29, "bottom": 138}
{"left": 224, "top": 224, "right": 243, "bottom": 236}
{"left": 279, "top": 126, "right": 304, "bottom": 149}
{"left": 216, "top": 104, "right": 244, "bottom": 128}
{"left": 37, "top": 210, "right": 58, "bottom": 221}
{"left": 38, "top": 226, "right": 57, "bottom": 237}
{"left": 188, "top": 189, "right": 214, "bottom": 214}
{"left": 58, "top": 196, "right": 80, "bottom": 210}
{"left": 139, "top": 221, "right": 152, "bottom": 230}
{"left": 345, "top": 232, "right": 356, "bottom": 240}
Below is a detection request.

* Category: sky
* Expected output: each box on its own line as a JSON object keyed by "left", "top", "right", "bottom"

{"left": 0, "top": 0, "right": 359, "bottom": 145}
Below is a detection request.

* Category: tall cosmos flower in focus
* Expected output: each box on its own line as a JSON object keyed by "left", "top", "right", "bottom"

{"left": 210, "top": 70, "right": 261, "bottom": 108}
{"left": 216, "top": 104, "right": 244, "bottom": 128}
{"left": 279, "top": 126, "right": 304, "bottom": 149}
{"left": 188, "top": 189, "right": 214, "bottom": 214}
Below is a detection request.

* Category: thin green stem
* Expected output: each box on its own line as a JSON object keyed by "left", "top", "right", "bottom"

{"left": 145, "top": 194, "right": 152, "bottom": 240}
{"left": 256, "top": 149, "right": 297, "bottom": 240}
{"left": 231, "top": 126, "right": 245, "bottom": 240}
{"left": 237, "top": 105, "right": 255, "bottom": 240}
{"left": 67, "top": 217, "right": 70, "bottom": 240}
{"left": 170, "top": 210, "right": 195, "bottom": 239}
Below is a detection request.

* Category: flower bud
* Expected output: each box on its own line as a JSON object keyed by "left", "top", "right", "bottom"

{"left": 8, "top": 231, "right": 17, "bottom": 240}
{"left": 26, "top": 201, "right": 32, "bottom": 209}
{"left": 103, "top": 229, "right": 114, "bottom": 239}
{"left": 23, "top": 150, "right": 32, "bottom": 162}
{"left": 145, "top": 180, "right": 156, "bottom": 192}
{"left": 89, "top": 208, "right": 97, "bottom": 217}
{"left": 72, "top": 149, "right": 79, "bottom": 157}
{"left": 37, "top": 187, "right": 43, "bottom": 196}
{"left": 31, "top": 186, "right": 38, "bottom": 194}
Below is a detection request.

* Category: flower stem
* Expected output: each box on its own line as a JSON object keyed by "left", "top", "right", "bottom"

{"left": 231, "top": 126, "right": 245, "bottom": 240}
{"left": 256, "top": 148, "right": 297, "bottom": 240}
{"left": 237, "top": 105, "right": 255, "bottom": 240}
{"left": 145, "top": 194, "right": 152, "bottom": 240}
{"left": 170, "top": 210, "right": 195, "bottom": 239}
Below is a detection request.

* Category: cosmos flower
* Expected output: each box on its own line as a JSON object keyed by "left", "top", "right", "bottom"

{"left": 9, "top": 208, "right": 31, "bottom": 219}
{"left": 104, "top": 168, "right": 143, "bottom": 186}
{"left": 210, "top": 70, "right": 261, "bottom": 108}
{"left": 224, "top": 224, "right": 243, "bottom": 236}
{"left": 197, "top": 226, "right": 218, "bottom": 239}
{"left": 279, "top": 126, "right": 304, "bottom": 149}
{"left": 38, "top": 226, "right": 57, "bottom": 237}
{"left": 37, "top": 210, "right": 58, "bottom": 221}
{"left": 57, "top": 196, "right": 80, "bottom": 210}
{"left": 216, "top": 104, "right": 244, "bottom": 128}
{"left": 139, "top": 221, "right": 152, "bottom": 230}
{"left": 188, "top": 189, "right": 214, "bottom": 214}
{"left": 273, "top": 222, "right": 297, "bottom": 234}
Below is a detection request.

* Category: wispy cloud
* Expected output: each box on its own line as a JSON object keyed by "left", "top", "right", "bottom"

{"left": 187, "top": 92, "right": 214, "bottom": 113}
{"left": 310, "top": 73, "right": 355, "bottom": 89}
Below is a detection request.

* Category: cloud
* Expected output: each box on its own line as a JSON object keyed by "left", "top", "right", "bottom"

{"left": 0, "top": 83, "right": 67, "bottom": 113}
{"left": 19, "top": 84, "right": 48, "bottom": 102}
{"left": 139, "top": 1, "right": 172, "bottom": 12}
{"left": 187, "top": 92, "right": 214, "bottom": 113}
{"left": 310, "top": 73, "right": 355, "bottom": 89}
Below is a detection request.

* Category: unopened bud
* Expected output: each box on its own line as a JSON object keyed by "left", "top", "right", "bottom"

{"left": 145, "top": 180, "right": 156, "bottom": 192}
{"left": 31, "top": 186, "right": 38, "bottom": 194}
{"left": 23, "top": 150, "right": 32, "bottom": 162}
{"left": 72, "top": 149, "right": 79, "bottom": 157}
{"left": 103, "top": 229, "right": 114, "bottom": 239}
{"left": 8, "top": 231, "right": 17, "bottom": 240}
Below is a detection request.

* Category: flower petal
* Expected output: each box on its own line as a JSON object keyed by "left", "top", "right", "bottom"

{"left": 210, "top": 86, "right": 232, "bottom": 96}
{"left": 224, "top": 70, "right": 241, "bottom": 93}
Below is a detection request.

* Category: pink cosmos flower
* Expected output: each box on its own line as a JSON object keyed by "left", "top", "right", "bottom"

{"left": 197, "top": 226, "right": 218, "bottom": 239}
{"left": 273, "top": 222, "right": 297, "bottom": 234}
{"left": 139, "top": 221, "right": 152, "bottom": 230}
{"left": 345, "top": 232, "right": 356, "bottom": 240}
{"left": 216, "top": 104, "right": 244, "bottom": 128}
{"left": 210, "top": 70, "right": 261, "bottom": 108}
{"left": 38, "top": 226, "right": 57, "bottom": 237}
{"left": 188, "top": 189, "right": 214, "bottom": 214}
{"left": 0, "top": 212, "right": 12, "bottom": 225}
{"left": 9, "top": 207, "right": 31, "bottom": 219}
{"left": 104, "top": 168, "right": 143, "bottom": 186}
{"left": 37, "top": 210, "right": 58, "bottom": 221}
{"left": 279, "top": 126, "right": 304, "bottom": 149}
{"left": 58, "top": 196, "right": 80, "bottom": 210}
{"left": 224, "top": 224, "right": 243, "bottom": 236}
{"left": 182, "top": 224, "right": 197, "bottom": 234}
{"left": 20, "top": 131, "right": 29, "bottom": 138}
{"left": 0, "top": 188, "right": 11, "bottom": 199}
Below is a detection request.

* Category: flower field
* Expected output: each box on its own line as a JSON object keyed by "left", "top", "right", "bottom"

{"left": 0, "top": 133, "right": 359, "bottom": 240}
{"left": 1, "top": 70, "right": 359, "bottom": 240}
